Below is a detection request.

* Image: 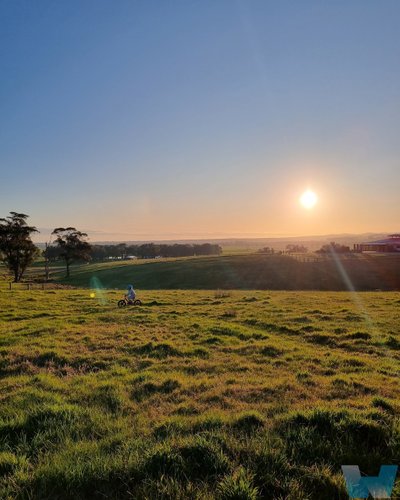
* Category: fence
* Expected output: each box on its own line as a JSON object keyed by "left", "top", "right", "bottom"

{"left": 0, "top": 282, "right": 69, "bottom": 291}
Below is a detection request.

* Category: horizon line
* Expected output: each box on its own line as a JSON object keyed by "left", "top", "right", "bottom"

{"left": 32, "top": 230, "right": 397, "bottom": 245}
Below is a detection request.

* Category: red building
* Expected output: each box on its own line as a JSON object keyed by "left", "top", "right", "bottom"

{"left": 354, "top": 234, "right": 400, "bottom": 253}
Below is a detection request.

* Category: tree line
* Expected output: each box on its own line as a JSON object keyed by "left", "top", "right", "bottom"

{"left": 258, "top": 242, "right": 352, "bottom": 255}
{"left": 90, "top": 242, "right": 221, "bottom": 260}
{"left": 46, "top": 242, "right": 222, "bottom": 262}
{"left": 0, "top": 212, "right": 221, "bottom": 282}
{"left": 45, "top": 242, "right": 221, "bottom": 265}
{"left": 258, "top": 244, "right": 309, "bottom": 254}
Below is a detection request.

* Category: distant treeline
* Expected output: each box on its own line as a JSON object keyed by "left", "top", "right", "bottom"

{"left": 46, "top": 242, "right": 222, "bottom": 261}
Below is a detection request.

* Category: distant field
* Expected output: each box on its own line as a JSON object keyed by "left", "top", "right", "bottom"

{"left": 0, "top": 288, "right": 398, "bottom": 498}
{"left": 3, "top": 253, "right": 400, "bottom": 292}
{"left": 47, "top": 253, "right": 400, "bottom": 291}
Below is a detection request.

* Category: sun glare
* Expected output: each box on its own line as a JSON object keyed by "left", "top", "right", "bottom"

{"left": 300, "top": 189, "right": 318, "bottom": 209}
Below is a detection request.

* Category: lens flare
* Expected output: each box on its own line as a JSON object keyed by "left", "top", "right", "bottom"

{"left": 89, "top": 276, "right": 108, "bottom": 305}
{"left": 328, "top": 246, "right": 377, "bottom": 336}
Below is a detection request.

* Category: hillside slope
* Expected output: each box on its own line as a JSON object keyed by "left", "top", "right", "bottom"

{"left": 58, "top": 254, "right": 400, "bottom": 291}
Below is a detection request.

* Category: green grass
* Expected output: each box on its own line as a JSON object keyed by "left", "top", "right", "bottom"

{"left": 0, "top": 287, "right": 399, "bottom": 498}
{"left": 10, "top": 252, "right": 398, "bottom": 291}
{"left": 3, "top": 253, "right": 400, "bottom": 292}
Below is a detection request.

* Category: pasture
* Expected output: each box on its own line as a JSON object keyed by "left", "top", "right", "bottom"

{"left": 16, "top": 252, "right": 400, "bottom": 291}
{"left": 0, "top": 287, "right": 399, "bottom": 498}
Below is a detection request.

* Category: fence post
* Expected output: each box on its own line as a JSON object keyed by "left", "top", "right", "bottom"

{"left": 9, "top": 282, "right": 12, "bottom": 291}
{"left": 27, "top": 283, "right": 31, "bottom": 291}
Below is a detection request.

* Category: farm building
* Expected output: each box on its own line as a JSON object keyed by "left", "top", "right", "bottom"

{"left": 354, "top": 234, "right": 400, "bottom": 252}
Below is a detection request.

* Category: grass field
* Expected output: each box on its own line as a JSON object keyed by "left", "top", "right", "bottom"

{"left": 0, "top": 287, "right": 399, "bottom": 498}
{"left": 58, "top": 253, "right": 400, "bottom": 291}
{"left": 5, "top": 253, "right": 400, "bottom": 292}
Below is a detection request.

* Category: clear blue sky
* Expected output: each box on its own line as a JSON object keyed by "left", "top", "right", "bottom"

{"left": 1, "top": 0, "right": 399, "bottom": 241}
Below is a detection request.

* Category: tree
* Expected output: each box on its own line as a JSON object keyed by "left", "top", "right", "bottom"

{"left": 116, "top": 243, "right": 127, "bottom": 259}
{"left": 286, "top": 244, "right": 308, "bottom": 254}
{"left": 52, "top": 227, "right": 92, "bottom": 277}
{"left": 0, "top": 212, "right": 39, "bottom": 282}
{"left": 43, "top": 239, "right": 63, "bottom": 282}
{"left": 136, "top": 243, "right": 159, "bottom": 259}
{"left": 316, "top": 242, "right": 350, "bottom": 254}
{"left": 258, "top": 246, "right": 275, "bottom": 254}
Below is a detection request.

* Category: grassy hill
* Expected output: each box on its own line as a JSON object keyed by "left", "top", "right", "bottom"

{"left": 50, "top": 253, "right": 400, "bottom": 291}
{"left": 0, "top": 287, "right": 399, "bottom": 498}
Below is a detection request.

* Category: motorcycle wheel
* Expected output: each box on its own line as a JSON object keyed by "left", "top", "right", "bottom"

{"left": 134, "top": 299, "right": 142, "bottom": 306}
{"left": 118, "top": 300, "right": 127, "bottom": 308}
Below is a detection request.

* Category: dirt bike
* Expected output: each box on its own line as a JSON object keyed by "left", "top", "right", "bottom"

{"left": 117, "top": 297, "right": 142, "bottom": 308}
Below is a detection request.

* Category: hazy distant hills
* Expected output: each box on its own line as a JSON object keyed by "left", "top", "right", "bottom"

{"left": 35, "top": 233, "right": 392, "bottom": 251}
{"left": 82, "top": 233, "right": 390, "bottom": 252}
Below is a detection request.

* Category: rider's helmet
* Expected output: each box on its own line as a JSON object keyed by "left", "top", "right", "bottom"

{"left": 128, "top": 284, "right": 133, "bottom": 289}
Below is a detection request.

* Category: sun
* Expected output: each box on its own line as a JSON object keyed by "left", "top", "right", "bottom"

{"left": 300, "top": 189, "right": 318, "bottom": 209}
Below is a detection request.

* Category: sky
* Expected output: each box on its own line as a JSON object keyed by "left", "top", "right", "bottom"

{"left": 1, "top": 0, "right": 399, "bottom": 242}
